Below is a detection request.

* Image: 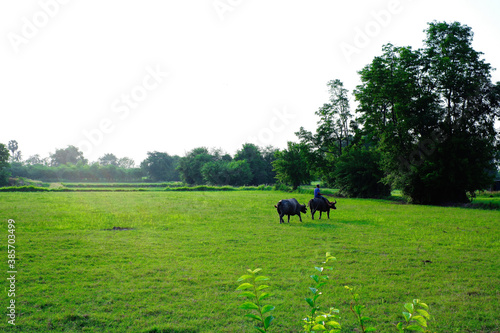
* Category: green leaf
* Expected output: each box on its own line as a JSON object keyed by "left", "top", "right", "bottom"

{"left": 396, "top": 322, "right": 403, "bottom": 330}
{"left": 417, "top": 302, "right": 429, "bottom": 310}
{"left": 238, "top": 291, "right": 256, "bottom": 298}
{"left": 325, "top": 321, "right": 341, "bottom": 329}
{"left": 316, "top": 282, "right": 327, "bottom": 289}
{"left": 305, "top": 298, "right": 314, "bottom": 308}
{"left": 309, "top": 287, "right": 318, "bottom": 294}
{"left": 262, "top": 305, "right": 275, "bottom": 314}
{"left": 361, "top": 316, "right": 373, "bottom": 323}
{"left": 315, "top": 266, "right": 324, "bottom": 272}
{"left": 255, "top": 276, "right": 269, "bottom": 282}
{"left": 254, "top": 327, "right": 265, "bottom": 333}
{"left": 244, "top": 313, "right": 262, "bottom": 322}
{"left": 312, "top": 324, "right": 327, "bottom": 331}
{"left": 315, "top": 315, "right": 327, "bottom": 322}
{"left": 365, "top": 327, "right": 376, "bottom": 332}
{"left": 416, "top": 309, "right": 431, "bottom": 319}
{"left": 402, "top": 311, "right": 412, "bottom": 322}
{"left": 313, "top": 293, "right": 322, "bottom": 302}
{"left": 258, "top": 292, "right": 271, "bottom": 302}
{"left": 237, "top": 274, "right": 253, "bottom": 282}
{"left": 405, "top": 324, "right": 425, "bottom": 331}
{"left": 239, "top": 302, "right": 259, "bottom": 310}
{"left": 404, "top": 303, "right": 414, "bottom": 313}
{"left": 248, "top": 268, "right": 262, "bottom": 274}
{"left": 412, "top": 315, "right": 427, "bottom": 327}
{"left": 354, "top": 305, "right": 364, "bottom": 315}
{"left": 236, "top": 283, "right": 254, "bottom": 291}
{"left": 256, "top": 284, "right": 269, "bottom": 291}
{"left": 264, "top": 315, "right": 274, "bottom": 329}
{"left": 311, "top": 274, "right": 319, "bottom": 283}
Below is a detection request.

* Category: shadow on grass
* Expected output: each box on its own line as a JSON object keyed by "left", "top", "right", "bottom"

{"left": 301, "top": 222, "right": 339, "bottom": 230}
{"left": 299, "top": 219, "right": 374, "bottom": 229}
{"left": 144, "top": 328, "right": 199, "bottom": 333}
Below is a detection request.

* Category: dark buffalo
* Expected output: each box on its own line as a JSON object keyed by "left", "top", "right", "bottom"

{"left": 274, "top": 198, "right": 307, "bottom": 224}
{"left": 308, "top": 198, "right": 337, "bottom": 220}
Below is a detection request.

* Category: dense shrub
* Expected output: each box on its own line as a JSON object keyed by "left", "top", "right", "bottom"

{"left": 334, "top": 148, "right": 391, "bottom": 198}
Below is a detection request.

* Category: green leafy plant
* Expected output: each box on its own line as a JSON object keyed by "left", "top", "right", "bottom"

{"left": 302, "top": 252, "right": 341, "bottom": 333}
{"left": 344, "top": 286, "right": 376, "bottom": 332}
{"left": 396, "top": 299, "right": 432, "bottom": 332}
{"left": 236, "top": 268, "right": 275, "bottom": 332}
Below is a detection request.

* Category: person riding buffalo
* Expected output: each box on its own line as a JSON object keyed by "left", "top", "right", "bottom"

{"left": 314, "top": 184, "right": 335, "bottom": 208}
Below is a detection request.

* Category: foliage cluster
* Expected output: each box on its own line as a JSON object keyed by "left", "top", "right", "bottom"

{"left": 177, "top": 144, "right": 276, "bottom": 186}
{"left": 9, "top": 162, "right": 145, "bottom": 183}
{"left": 273, "top": 22, "right": 499, "bottom": 204}
{"left": 4, "top": 142, "right": 277, "bottom": 186}
{"left": 0, "top": 143, "right": 10, "bottom": 186}
{"left": 236, "top": 254, "right": 435, "bottom": 333}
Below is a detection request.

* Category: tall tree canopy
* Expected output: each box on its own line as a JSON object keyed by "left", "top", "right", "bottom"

{"left": 296, "top": 79, "right": 355, "bottom": 186}
{"left": 234, "top": 143, "right": 274, "bottom": 185}
{"left": 140, "top": 151, "right": 180, "bottom": 182}
{"left": 0, "top": 143, "right": 10, "bottom": 186}
{"left": 355, "top": 21, "right": 499, "bottom": 204}
{"left": 272, "top": 142, "right": 313, "bottom": 190}
{"left": 8, "top": 140, "right": 22, "bottom": 163}
{"left": 50, "top": 145, "right": 88, "bottom": 166}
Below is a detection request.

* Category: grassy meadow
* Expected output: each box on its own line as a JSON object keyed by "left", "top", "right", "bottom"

{"left": 1, "top": 190, "right": 499, "bottom": 332}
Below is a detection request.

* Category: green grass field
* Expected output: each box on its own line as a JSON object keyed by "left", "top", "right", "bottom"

{"left": 1, "top": 191, "right": 499, "bottom": 332}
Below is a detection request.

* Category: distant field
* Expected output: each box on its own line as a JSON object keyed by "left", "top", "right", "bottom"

{"left": 1, "top": 191, "right": 499, "bottom": 332}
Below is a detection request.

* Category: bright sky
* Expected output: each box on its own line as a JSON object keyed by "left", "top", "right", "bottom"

{"left": 1, "top": 0, "right": 499, "bottom": 165}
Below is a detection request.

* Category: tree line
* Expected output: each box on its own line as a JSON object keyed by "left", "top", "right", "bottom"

{"left": 0, "top": 141, "right": 277, "bottom": 186}
{"left": 275, "top": 21, "right": 499, "bottom": 204}
{"left": 1, "top": 22, "right": 498, "bottom": 204}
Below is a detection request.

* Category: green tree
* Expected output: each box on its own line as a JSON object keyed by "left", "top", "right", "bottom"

{"left": 0, "top": 143, "right": 11, "bottom": 185}
{"left": 140, "top": 151, "right": 180, "bottom": 182}
{"left": 8, "top": 140, "right": 22, "bottom": 163}
{"left": 272, "top": 142, "right": 312, "bottom": 190}
{"left": 98, "top": 153, "right": 119, "bottom": 166}
{"left": 261, "top": 146, "right": 278, "bottom": 184}
{"left": 334, "top": 148, "right": 391, "bottom": 198}
{"left": 355, "top": 21, "right": 499, "bottom": 204}
{"left": 118, "top": 157, "right": 136, "bottom": 169}
{"left": 234, "top": 143, "right": 271, "bottom": 185}
{"left": 297, "top": 79, "right": 355, "bottom": 185}
{"left": 177, "top": 147, "right": 216, "bottom": 185}
{"left": 202, "top": 159, "right": 252, "bottom": 186}
{"left": 25, "top": 154, "right": 48, "bottom": 166}
{"left": 50, "top": 145, "right": 88, "bottom": 166}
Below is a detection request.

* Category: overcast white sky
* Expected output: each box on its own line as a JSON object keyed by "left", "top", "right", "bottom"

{"left": 1, "top": 0, "right": 499, "bottom": 165}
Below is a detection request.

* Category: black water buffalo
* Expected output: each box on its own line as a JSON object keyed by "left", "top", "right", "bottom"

{"left": 308, "top": 198, "right": 337, "bottom": 220}
{"left": 274, "top": 198, "right": 307, "bottom": 224}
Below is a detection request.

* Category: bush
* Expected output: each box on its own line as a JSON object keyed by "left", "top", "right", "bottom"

{"left": 0, "top": 186, "right": 50, "bottom": 192}
{"left": 334, "top": 149, "right": 391, "bottom": 198}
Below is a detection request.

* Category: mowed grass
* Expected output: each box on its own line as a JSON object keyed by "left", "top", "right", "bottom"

{"left": 0, "top": 191, "right": 499, "bottom": 332}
